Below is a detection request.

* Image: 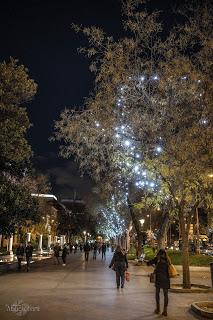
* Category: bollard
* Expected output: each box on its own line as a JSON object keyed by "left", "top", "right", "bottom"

{"left": 210, "top": 262, "right": 213, "bottom": 288}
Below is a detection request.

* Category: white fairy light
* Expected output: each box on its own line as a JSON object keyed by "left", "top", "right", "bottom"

{"left": 124, "top": 140, "right": 131, "bottom": 147}
{"left": 153, "top": 75, "right": 159, "bottom": 80}
{"left": 134, "top": 165, "right": 139, "bottom": 172}
{"left": 156, "top": 146, "right": 162, "bottom": 153}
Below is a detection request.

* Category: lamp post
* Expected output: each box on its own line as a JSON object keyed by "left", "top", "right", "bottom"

{"left": 146, "top": 214, "right": 152, "bottom": 232}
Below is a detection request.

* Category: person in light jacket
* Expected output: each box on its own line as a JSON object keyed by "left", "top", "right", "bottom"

{"left": 109, "top": 245, "right": 128, "bottom": 289}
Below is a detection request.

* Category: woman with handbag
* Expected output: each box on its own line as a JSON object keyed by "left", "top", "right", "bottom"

{"left": 147, "top": 249, "right": 171, "bottom": 317}
{"left": 109, "top": 245, "right": 128, "bottom": 289}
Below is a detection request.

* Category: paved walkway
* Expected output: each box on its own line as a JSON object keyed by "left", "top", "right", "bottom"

{"left": 0, "top": 251, "right": 212, "bottom": 320}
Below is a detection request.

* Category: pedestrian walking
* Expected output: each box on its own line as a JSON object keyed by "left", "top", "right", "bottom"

{"left": 93, "top": 241, "right": 98, "bottom": 260}
{"left": 62, "top": 244, "right": 69, "bottom": 266}
{"left": 98, "top": 244, "right": 101, "bottom": 254}
{"left": 74, "top": 243, "right": 78, "bottom": 254}
{"left": 147, "top": 249, "right": 171, "bottom": 317}
{"left": 109, "top": 245, "right": 128, "bottom": 289}
{"left": 79, "top": 243, "right": 83, "bottom": 252}
{"left": 25, "top": 242, "right": 33, "bottom": 272}
{"left": 101, "top": 242, "right": 107, "bottom": 260}
{"left": 53, "top": 243, "right": 61, "bottom": 264}
{"left": 16, "top": 243, "right": 24, "bottom": 271}
{"left": 84, "top": 242, "right": 90, "bottom": 261}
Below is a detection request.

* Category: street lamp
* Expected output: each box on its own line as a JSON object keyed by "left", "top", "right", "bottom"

{"left": 139, "top": 219, "right": 145, "bottom": 227}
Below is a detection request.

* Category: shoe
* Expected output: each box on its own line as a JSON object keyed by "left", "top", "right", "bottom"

{"left": 62, "top": 264, "right": 66, "bottom": 266}
{"left": 162, "top": 310, "right": 167, "bottom": 317}
{"left": 121, "top": 285, "right": 124, "bottom": 288}
{"left": 154, "top": 307, "right": 160, "bottom": 314}
{"left": 117, "top": 286, "right": 120, "bottom": 289}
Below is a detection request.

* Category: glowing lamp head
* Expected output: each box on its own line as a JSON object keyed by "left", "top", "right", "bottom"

{"left": 139, "top": 219, "right": 145, "bottom": 226}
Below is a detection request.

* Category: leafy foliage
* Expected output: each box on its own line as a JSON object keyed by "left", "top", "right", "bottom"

{"left": 0, "top": 58, "right": 38, "bottom": 235}
{"left": 0, "top": 180, "right": 39, "bottom": 235}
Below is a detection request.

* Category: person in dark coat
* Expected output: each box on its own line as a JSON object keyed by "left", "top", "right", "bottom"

{"left": 16, "top": 243, "right": 24, "bottom": 270}
{"left": 147, "top": 249, "right": 171, "bottom": 317}
{"left": 109, "top": 245, "right": 128, "bottom": 289}
{"left": 53, "top": 243, "right": 61, "bottom": 264}
{"left": 93, "top": 241, "right": 98, "bottom": 260}
{"left": 84, "top": 242, "right": 90, "bottom": 261}
{"left": 62, "top": 244, "right": 69, "bottom": 266}
{"left": 101, "top": 243, "right": 107, "bottom": 260}
{"left": 25, "top": 242, "right": 33, "bottom": 272}
{"left": 98, "top": 243, "right": 101, "bottom": 254}
{"left": 74, "top": 243, "right": 78, "bottom": 254}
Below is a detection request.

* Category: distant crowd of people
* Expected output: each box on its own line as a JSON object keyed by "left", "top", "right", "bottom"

{"left": 53, "top": 241, "right": 111, "bottom": 266}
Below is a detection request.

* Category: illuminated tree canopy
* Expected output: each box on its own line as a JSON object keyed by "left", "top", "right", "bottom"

{"left": 53, "top": 1, "right": 213, "bottom": 288}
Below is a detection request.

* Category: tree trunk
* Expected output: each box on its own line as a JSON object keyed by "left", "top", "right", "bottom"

{"left": 137, "top": 233, "right": 143, "bottom": 258}
{"left": 157, "top": 212, "right": 169, "bottom": 250}
{"left": 127, "top": 197, "right": 143, "bottom": 258}
{"left": 179, "top": 213, "right": 191, "bottom": 289}
{"left": 195, "top": 207, "right": 200, "bottom": 254}
{"left": 157, "top": 233, "right": 166, "bottom": 250}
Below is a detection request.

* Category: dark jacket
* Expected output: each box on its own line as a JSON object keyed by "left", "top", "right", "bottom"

{"left": 62, "top": 246, "right": 69, "bottom": 257}
{"left": 25, "top": 245, "right": 33, "bottom": 258}
{"left": 84, "top": 243, "right": 90, "bottom": 252}
{"left": 109, "top": 251, "right": 128, "bottom": 272}
{"left": 93, "top": 243, "right": 98, "bottom": 251}
{"left": 54, "top": 245, "right": 60, "bottom": 257}
{"left": 16, "top": 246, "right": 24, "bottom": 257}
{"left": 148, "top": 256, "right": 170, "bottom": 289}
{"left": 102, "top": 244, "right": 107, "bottom": 252}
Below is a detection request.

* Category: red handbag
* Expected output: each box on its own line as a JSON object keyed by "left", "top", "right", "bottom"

{"left": 125, "top": 271, "right": 130, "bottom": 282}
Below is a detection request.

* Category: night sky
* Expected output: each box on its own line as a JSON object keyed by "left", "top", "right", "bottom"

{"left": 0, "top": 0, "right": 184, "bottom": 202}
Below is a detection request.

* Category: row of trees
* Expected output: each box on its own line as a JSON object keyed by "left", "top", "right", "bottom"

{"left": 0, "top": 59, "right": 51, "bottom": 240}
{"left": 0, "top": 58, "right": 99, "bottom": 245}
{"left": 53, "top": 0, "right": 213, "bottom": 288}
